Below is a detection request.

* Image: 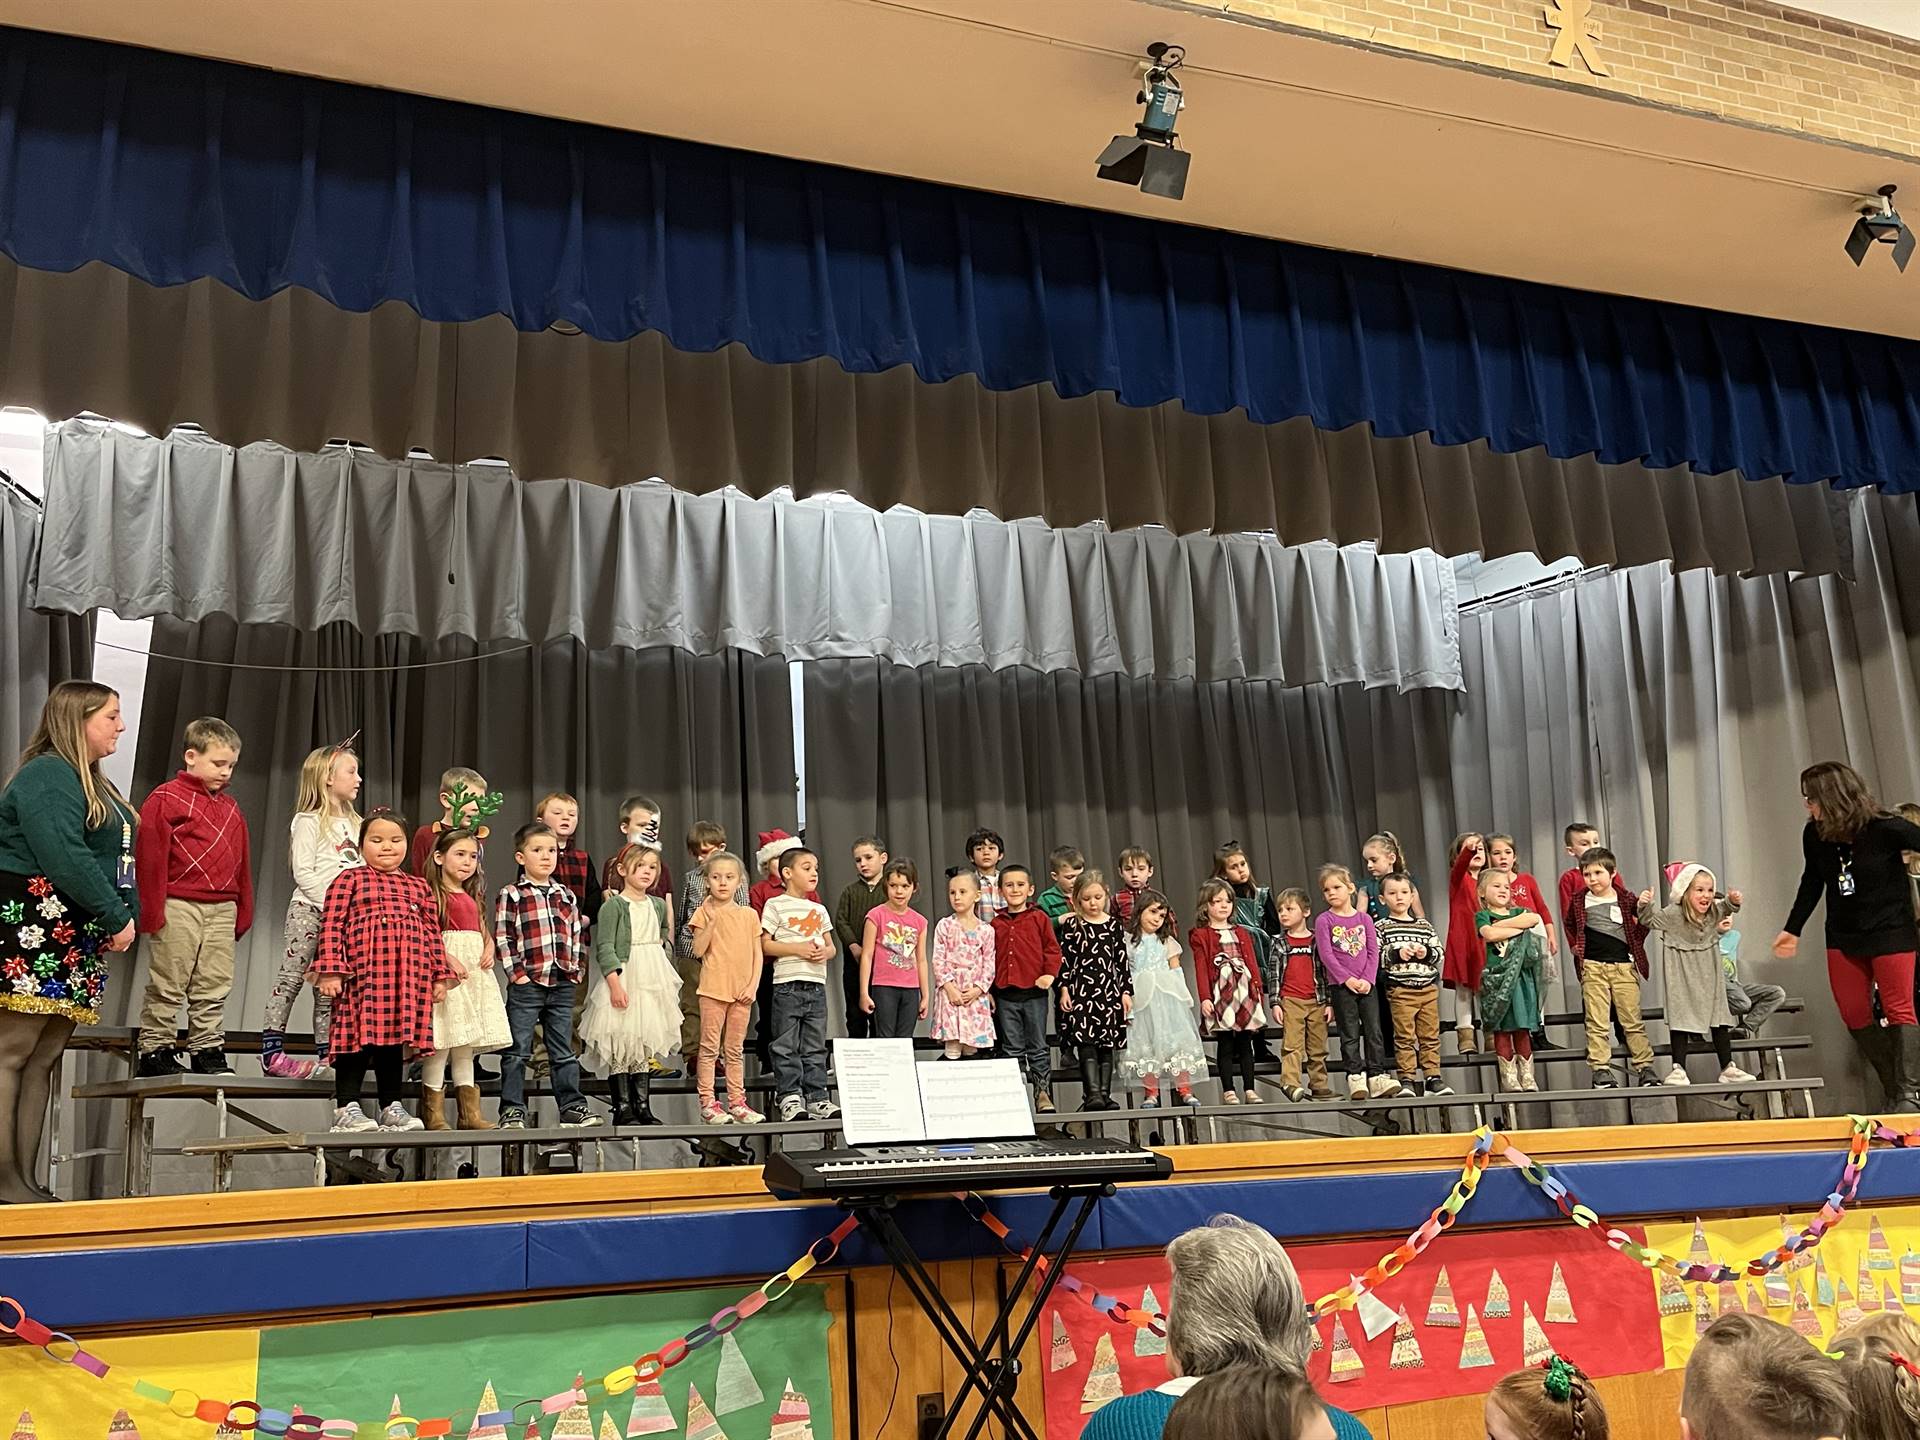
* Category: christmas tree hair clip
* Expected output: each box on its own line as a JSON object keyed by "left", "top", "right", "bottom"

{"left": 1540, "top": 1354, "right": 1576, "bottom": 1402}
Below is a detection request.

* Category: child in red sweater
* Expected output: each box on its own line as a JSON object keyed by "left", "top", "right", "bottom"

{"left": 992, "top": 864, "right": 1062, "bottom": 1112}
{"left": 1443, "top": 832, "right": 1487, "bottom": 1055}
{"left": 133, "top": 717, "right": 254, "bottom": 1077}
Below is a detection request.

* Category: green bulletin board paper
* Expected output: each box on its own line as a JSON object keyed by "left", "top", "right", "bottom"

{"left": 255, "top": 1284, "right": 833, "bottom": 1438}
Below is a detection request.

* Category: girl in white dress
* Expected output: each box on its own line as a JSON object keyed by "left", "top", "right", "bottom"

{"left": 581, "top": 843, "right": 680, "bottom": 1125}
{"left": 422, "top": 827, "right": 512, "bottom": 1130}
{"left": 1121, "top": 889, "right": 1208, "bottom": 1107}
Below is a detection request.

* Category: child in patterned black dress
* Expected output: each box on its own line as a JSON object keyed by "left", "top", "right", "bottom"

{"left": 1056, "top": 870, "right": 1132, "bottom": 1111}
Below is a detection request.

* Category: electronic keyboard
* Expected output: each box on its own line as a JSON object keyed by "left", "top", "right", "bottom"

{"left": 762, "top": 1135, "right": 1171, "bottom": 1198}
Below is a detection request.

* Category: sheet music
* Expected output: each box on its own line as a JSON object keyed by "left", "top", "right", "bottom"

{"left": 915, "top": 1058, "right": 1037, "bottom": 1141}
{"left": 832, "top": 1039, "right": 926, "bottom": 1144}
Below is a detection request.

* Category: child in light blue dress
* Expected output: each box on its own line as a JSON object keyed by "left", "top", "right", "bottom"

{"left": 1120, "top": 889, "right": 1208, "bottom": 1107}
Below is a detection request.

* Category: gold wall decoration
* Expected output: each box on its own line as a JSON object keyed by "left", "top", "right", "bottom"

{"left": 1544, "top": 0, "right": 1610, "bottom": 75}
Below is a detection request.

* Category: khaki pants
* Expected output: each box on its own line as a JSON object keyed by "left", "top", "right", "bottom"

{"left": 1280, "top": 993, "right": 1329, "bottom": 1094}
{"left": 137, "top": 898, "right": 237, "bottom": 1053}
{"left": 1581, "top": 961, "right": 1655, "bottom": 1069}
{"left": 1389, "top": 985, "right": 1442, "bottom": 1078}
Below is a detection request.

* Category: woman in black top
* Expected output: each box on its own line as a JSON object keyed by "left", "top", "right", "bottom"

{"left": 1773, "top": 761, "right": 1920, "bottom": 1112}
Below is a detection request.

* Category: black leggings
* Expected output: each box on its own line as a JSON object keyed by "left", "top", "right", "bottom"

{"left": 1216, "top": 1032, "right": 1257, "bottom": 1092}
{"left": 334, "top": 1044, "right": 404, "bottom": 1109}
{"left": 1670, "top": 1028, "right": 1733, "bottom": 1070}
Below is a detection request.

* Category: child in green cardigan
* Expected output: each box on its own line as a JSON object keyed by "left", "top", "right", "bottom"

{"left": 579, "top": 844, "right": 678, "bottom": 1125}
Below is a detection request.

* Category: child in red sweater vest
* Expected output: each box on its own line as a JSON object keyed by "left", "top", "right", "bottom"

{"left": 133, "top": 717, "right": 254, "bottom": 1076}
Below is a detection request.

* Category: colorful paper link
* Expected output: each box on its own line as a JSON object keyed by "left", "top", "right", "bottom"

{"left": 0, "top": 1213, "right": 858, "bottom": 1437}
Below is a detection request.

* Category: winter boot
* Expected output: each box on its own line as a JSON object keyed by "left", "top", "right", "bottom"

{"left": 1853, "top": 1025, "right": 1902, "bottom": 1110}
{"left": 454, "top": 1084, "right": 495, "bottom": 1131}
{"left": 1517, "top": 1055, "right": 1539, "bottom": 1093}
{"left": 1496, "top": 1055, "right": 1520, "bottom": 1092}
{"left": 627, "top": 1072, "right": 662, "bottom": 1126}
{"left": 1097, "top": 1051, "right": 1118, "bottom": 1109}
{"left": 606, "top": 1073, "right": 636, "bottom": 1127}
{"left": 420, "top": 1084, "right": 450, "bottom": 1132}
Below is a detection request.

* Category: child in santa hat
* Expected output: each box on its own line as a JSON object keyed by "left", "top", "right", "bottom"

{"left": 1639, "top": 861, "right": 1755, "bottom": 1087}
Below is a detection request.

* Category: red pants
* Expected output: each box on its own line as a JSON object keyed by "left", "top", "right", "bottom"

{"left": 1491, "top": 1030, "right": 1534, "bottom": 1059}
{"left": 1827, "top": 949, "right": 1918, "bottom": 1029}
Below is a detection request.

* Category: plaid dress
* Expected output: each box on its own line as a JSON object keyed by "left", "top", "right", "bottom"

{"left": 311, "top": 865, "right": 452, "bottom": 1053}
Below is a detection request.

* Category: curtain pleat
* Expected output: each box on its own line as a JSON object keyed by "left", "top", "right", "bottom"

{"left": 0, "top": 258, "right": 1852, "bottom": 576}
{"left": 1, "top": 484, "right": 91, "bottom": 760}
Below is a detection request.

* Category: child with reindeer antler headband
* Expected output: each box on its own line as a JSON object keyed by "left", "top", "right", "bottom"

{"left": 408, "top": 768, "right": 504, "bottom": 878}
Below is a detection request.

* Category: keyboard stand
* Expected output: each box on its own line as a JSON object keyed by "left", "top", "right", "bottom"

{"left": 846, "top": 1181, "right": 1113, "bottom": 1440}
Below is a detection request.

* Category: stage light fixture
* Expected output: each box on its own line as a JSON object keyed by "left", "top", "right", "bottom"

{"left": 1096, "top": 42, "right": 1190, "bottom": 201}
{"left": 1847, "top": 185, "right": 1915, "bottom": 272}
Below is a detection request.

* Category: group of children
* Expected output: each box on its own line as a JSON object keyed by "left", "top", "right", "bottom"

{"left": 126, "top": 714, "right": 1796, "bottom": 1133}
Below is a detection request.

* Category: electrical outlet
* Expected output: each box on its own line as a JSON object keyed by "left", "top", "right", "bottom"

{"left": 916, "top": 1392, "right": 945, "bottom": 1439}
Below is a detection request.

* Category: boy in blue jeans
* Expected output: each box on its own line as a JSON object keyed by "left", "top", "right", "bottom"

{"left": 762, "top": 845, "right": 841, "bottom": 1122}
{"left": 493, "top": 821, "right": 601, "bottom": 1130}
{"left": 1718, "top": 928, "right": 1786, "bottom": 1037}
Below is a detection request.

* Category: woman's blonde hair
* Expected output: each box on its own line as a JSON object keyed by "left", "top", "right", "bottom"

{"left": 293, "top": 745, "right": 362, "bottom": 828}
{"left": 1832, "top": 1313, "right": 1920, "bottom": 1440}
{"left": 15, "top": 681, "right": 130, "bottom": 830}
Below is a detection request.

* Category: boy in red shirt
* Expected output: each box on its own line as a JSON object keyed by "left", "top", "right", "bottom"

{"left": 133, "top": 717, "right": 254, "bottom": 1077}
{"left": 991, "top": 864, "right": 1062, "bottom": 1112}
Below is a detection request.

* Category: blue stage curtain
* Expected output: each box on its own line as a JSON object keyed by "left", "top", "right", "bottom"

{"left": 3, "top": 27, "right": 1918, "bottom": 490}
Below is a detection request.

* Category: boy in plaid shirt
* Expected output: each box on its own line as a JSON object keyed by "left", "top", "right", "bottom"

{"left": 493, "top": 821, "right": 600, "bottom": 1129}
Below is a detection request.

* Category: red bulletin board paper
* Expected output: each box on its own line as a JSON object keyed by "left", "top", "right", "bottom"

{"left": 1039, "top": 1227, "right": 1663, "bottom": 1438}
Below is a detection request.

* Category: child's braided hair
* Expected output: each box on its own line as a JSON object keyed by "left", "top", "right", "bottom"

{"left": 1487, "top": 1354, "right": 1609, "bottom": 1440}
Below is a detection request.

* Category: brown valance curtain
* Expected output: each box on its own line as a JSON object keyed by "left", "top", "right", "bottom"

{"left": 0, "top": 257, "right": 1849, "bottom": 576}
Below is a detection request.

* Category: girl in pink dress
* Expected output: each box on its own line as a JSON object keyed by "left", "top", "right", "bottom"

{"left": 931, "top": 870, "right": 997, "bottom": 1056}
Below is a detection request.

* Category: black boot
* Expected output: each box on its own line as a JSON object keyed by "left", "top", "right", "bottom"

{"left": 1079, "top": 1047, "right": 1103, "bottom": 1111}
{"left": 1100, "top": 1051, "right": 1119, "bottom": 1109}
{"left": 1852, "top": 1026, "right": 1902, "bottom": 1109}
{"left": 627, "top": 1072, "right": 662, "bottom": 1126}
{"left": 606, "top": 1073, "right": 635, "bottom": 1127}
{"left": 1897, "top": 1026, "right": 1920, "bottom": 1115}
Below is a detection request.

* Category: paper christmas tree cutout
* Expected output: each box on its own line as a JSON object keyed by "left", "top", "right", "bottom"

{"left": 625, "top": 1378, "right": 676, "bottom": 1436}
{"left": 1354, "top": 1278, "right": 1399, "bottom": 1342}
{"left": 769, "top": 1380, "right": 815, "bottom": 1440}
{"left": 106, "top": 1411, "right": 139, "bottom": 1439}
{"left": 714, "top": 1332, "right": 764, "bottom": 1416}
{"left": 1693, "top": 1287, "right": 1715, "bottom": 1336}
{"left": 599, "top": 1418, "right": 621, "bottom": 1440}
{"left": 553, "top": 1378, "right": 596, "bottom": 1440}
{"left": 1326, "top": 1314, "right": 1365, "bottom": 1383}
{"left": 1080, "top": 1333, "right": 1124, "bottom": 1412}
{"left": 1904, "top": 1251, "right": 1920, "bottom": 1307}
{"left": 1656, "top": 1268, "right": 1690, "bottom": 1315}
{"left": 1484, "top": 1269, "right": 1512, "bottom": 1319}
{"left": 1744, "top": 1282, "right": 1767, "bottom": 1316}
{"left": 1716, "top": 1280, "right": 1741, "bottom": 1316}
{"left": 468, "top": 1383, "right": 510, "bottom": 1440}
{"left": 1816, "top": 1248, "right": 1835, "bottom": 1306}
{"left": 1688, "top": 1219, "right": 1714, "bottom": 1268}
{"left": 1427, "top": 1266, "right": 1463, "bottom": 1326}
{"left": 684, "top": 1385, "right": 729, "bottom": 1440}
{"left": 1458, "top": 1305, "right": 1495, "bottom": 1369}
{"left": 390, "top": 1399, "right": 405, "bottom": 1425}
{"left": 1870, "top": 1216, "right": 1896, "bottom": 1270}
{"left": 1388, "top": 1307, "right": 1425, "bottom": 1370}
{"left": 1521, "top": 1302, "right": 1554, "bottom": 1366}
{"left": 1049, "top": 1311, "right": 1078, "bottom": 1371}
{"left": 9, "top": 1416, "right": 32, "bottom": 1440}
{"left": 1544, "top": 1263, "right": 1577, "bottom": 1324}
{"left": 1784, "top": 1216, "right": 1812, "bottom": 1270}
{"left": 1134, "top": 1287, "right": 1168, "bottom": 1357}
{"left": 1837, "top": 1276, "right": 1866, "bottom": 1330}
{"left": 1764, "top": 1262, "right": 1791, "bottom": 1308}
{"left": 1864, "top": 1260, "right": 1885, "bottom": 1313}
{"left": 1887, "top": 1281, "right": 1906, "bottom": 1314}
{"left": 1789, "top": 1282, "right": 1823, "bottom": 1340}
{"left": 1311, "top": 1322, "right": 1324, "bottom": 1354}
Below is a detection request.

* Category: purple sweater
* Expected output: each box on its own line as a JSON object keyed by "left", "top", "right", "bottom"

{"left": 1314, "top": 909, "right": 1380, "bottom": 986}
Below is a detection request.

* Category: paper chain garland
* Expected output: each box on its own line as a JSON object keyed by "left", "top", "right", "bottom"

{"left": 0, "top": 1116, "right": 1906, "bottom": 1433}
{"left": 0, "top": 1214, "right": 858, "bottom": 1437}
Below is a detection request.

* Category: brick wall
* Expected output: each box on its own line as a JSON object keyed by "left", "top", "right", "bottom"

{"left": 1197, "top": 0, "right": 1920, "bottom": 156}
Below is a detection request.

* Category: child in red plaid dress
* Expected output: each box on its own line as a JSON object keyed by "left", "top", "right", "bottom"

{"left": 312, "top": 812, "right": 452, "bottom": 1133}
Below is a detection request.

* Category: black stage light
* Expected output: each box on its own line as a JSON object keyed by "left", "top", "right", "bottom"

{"left": 1097, "top": 42, "right": 1190, "bottom": 201}
{"left": 1847, "top": 185, "right": 1915, "bottom": 273}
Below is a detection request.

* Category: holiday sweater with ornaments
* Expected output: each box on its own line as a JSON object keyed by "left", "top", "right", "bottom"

{"left": 134, "top": 771, "right": 254, "bottom": 936}
{"left": 1784, "top": 814, "right": 1920, "bottom": 956}
{"left": 1079, "top": 1379, "right": 1371, "bottom": 1440}
{"left": 1375, "top": 914, "right": 1442, "bottom": 988}
{"left": 0, "top": 754, "right": 137, "bottom": 931}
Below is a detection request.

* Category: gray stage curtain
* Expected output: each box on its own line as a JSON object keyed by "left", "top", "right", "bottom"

{"left": 1, "top": 482, "right": 90, "bottom": 760}
{"left": 0, "top": 257, "right": 1849, "bottom": 574}
{"left": 68, "top": 617, "right": 796, "bottom": 1194}
{"left": 33, "top": 422, "right": 1462, "bottom": 689}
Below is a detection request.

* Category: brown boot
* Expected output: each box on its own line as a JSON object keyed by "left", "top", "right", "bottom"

{"left": 421, "top": 1084, "right": 450, "bottom": 1131}
{"left": 454, "top": 1084, "right": 495, "bottom": 1131}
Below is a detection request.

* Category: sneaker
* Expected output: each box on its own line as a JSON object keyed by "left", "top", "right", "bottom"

{"left": 1034, "top": 1091, "right": 1056, "bottom": 1114}
{"left": 1310, "top": 1088, "right": 1339, "bottom": 1101}
{"left": 1393, "top": 1077, "right": 1418, "bottom": 1098}
{"left": 777, "top": 1095, "right": 806, "bottom": 1122}
{"left": 1347, "top": 1075, "right": 1369, "bottom": 1100}
{"left": 190, "top": 1047, "right": 236, "bottom": 1076}
{"left": 1718, "top": 1063, "right": 1758, "bottom": 1084}
{"left": 330, "top": 1102, "right": 379, "bottom": 1133}
{"left": 377, "top": 1102, "right": 424, "bottom": 1132}
{"left": 1664, "top": 1064, "right": 1690, "bottom": 1086}
{"left": 1222, "top": 1090, "right": 1241, "bottom": 1104}
{"left": 1425, "top": 1077, "right": 1455, "bottom": 1096}
{"left": 1636, "top": 1067, "right": 1663, "bottom": 1087}
{"left": 1175, "top": 1087, "right": 1196, "bottom": 1105}
{"left": 264, "top": 1052, "right": 322, "bottom": 1079}
{"left": 1140, "top": 1095, "right": 1159, "bottom": 1109}
{"left": 1591, "top": 1067, "right": 1619, "bottom": 1089}
{"left": 135, "top": 1048, "right": 188, "bottom": 1078}
{"left": 728, "top": 1103, "right": 765, "bottom": 1125}
{"left": 1241, "top": 1089, "right": 1259, "bottom": 1104}
{"left": 807, "top": 1098, "right": 841, "bottom": 1120}
{"left": 1281, "top": 1084, "right": 1309, "bottom": 1102}
{"left": 702, "top": 1103, "right": 732, "bottom": 1125}
{"left": 558, "top": 1104, "right": 604, "bottom": 1129}
{"left": 497, "top": 1105, "right": 528, "bottom": 1130}
{"left": 1368, "top": 1073, "right": 1400, "bottom": 1099}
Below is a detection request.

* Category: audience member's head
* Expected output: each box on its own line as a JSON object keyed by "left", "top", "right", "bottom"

{"left": 1163, "top": 1364, "right": 1332, "bottom": 1440}
{"left": 1831, "top": 1313, "right": 1920, "bottom": 1440}
{"left": 1681, "top": 1312, "right": 1850, "bottom": 1440}
{"left": 1163, "top": 1217, "right": 1311, "bottom": 1381}
{"left": 1486, "top": 1356, "right": 1609, "bottom": 1440}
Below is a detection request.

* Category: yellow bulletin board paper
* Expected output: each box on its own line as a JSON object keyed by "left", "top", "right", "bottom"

{"left": 0, "top": 1327, "right": 259, "bottom": 1437}
{"left": 1646, "top": 1203, "right": 1920, "bottom": 1370}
